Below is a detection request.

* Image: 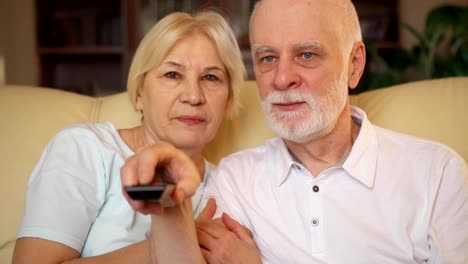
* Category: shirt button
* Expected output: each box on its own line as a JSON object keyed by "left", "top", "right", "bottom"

{"left": 313, "top": 185, "right": 319, "bottom": 192}
{"left": 311, "top": 218, "right": 319, "bottom": 226}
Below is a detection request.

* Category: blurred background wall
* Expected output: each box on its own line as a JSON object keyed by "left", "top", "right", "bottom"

{"left": 0, "top": 0, "right": 466, "bottom": 88}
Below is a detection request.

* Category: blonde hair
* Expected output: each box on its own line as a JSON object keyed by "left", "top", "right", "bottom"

{"left": 127, "top": 11, "right": 245, "bottom": 117}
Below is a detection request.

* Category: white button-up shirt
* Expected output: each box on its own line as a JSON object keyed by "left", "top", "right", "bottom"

{"left": 202, "top": 107, "right": 468, "bottom": 263}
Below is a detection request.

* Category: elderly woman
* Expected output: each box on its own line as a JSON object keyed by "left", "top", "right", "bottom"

{"left": 13, "top": 10, "right": 245, "bottom": 263}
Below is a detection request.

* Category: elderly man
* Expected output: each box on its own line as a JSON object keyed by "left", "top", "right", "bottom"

{"left": 122, "top": 0, "right": 468, "bottom": 263}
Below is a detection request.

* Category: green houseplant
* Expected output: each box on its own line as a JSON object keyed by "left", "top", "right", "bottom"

{"left": 356, "top": 5, "right": 468, "bottom": 94}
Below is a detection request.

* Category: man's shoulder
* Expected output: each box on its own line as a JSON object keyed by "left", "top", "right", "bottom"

{"left": 374, "top": 125, "right": 461, "bottom": 161}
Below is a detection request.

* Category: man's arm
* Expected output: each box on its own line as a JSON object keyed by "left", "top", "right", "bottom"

{"left": 428, "top": 154, "right": 468, "bottom": 263}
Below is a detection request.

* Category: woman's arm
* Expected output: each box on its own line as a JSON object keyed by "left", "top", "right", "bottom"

{"left": 121, "top": 142, "right": 206, "bottom": 263}
{"left": 13, "top": 238, "right": 151, "bottom": 264}
{"left": 195, "top": 199, "right": 262, "bottom": 264}
{"left": 121, "top": 142, "right": 262, "bottom": 264}
{"left": 150, "top": 200, "right": 206, "bottom": 264}
{"left": 13, "top": 238, "right": 80, "bottom": 263}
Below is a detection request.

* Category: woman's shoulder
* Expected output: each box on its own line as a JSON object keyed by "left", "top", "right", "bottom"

{"left": 57, "top": 122, "right": 118, "bottom": 139}
{"left": 48, "top": 122, "right": 132, "bottom": 156}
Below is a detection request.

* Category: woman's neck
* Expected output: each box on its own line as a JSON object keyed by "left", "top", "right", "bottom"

{"left": 119, "top": 125, "right": 206, "bottom": 181}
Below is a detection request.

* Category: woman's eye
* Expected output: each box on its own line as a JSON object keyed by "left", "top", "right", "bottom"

{"left": 165, "top": 72, "right": 180, "bottom": 79}
{"left": 301, "top": 52, "right": 314, "bottom": 60}
{"left": 203, "top": 74, "right": 219, "bottom": 81}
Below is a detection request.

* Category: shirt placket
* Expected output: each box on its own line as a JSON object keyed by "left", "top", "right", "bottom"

{"left": 309, "top": 180, "right": 325, "bottom": 254}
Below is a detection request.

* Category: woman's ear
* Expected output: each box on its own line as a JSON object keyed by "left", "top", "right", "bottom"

{"left": 136, "top": 94, "right": 143, "bottom": 112}
{"left": 347, "top": 42, "right": 366, "bottom": 90}
{"left": 223, "top": 103, "right": 230, "bottom": 118}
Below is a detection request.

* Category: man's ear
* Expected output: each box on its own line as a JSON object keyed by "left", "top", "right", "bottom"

{"left": 347, "top": 42, "right": 366, "bottom": 90}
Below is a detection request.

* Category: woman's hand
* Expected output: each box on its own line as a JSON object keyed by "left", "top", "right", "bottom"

{"left": 196, "top": 198, "right": 262, "bottom": 264}
{"left": 121, "top": 141, "right": 201, "bottom": 215}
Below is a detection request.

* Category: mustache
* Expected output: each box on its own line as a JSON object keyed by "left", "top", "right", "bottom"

{"left": 263, "top": 90, "right": 314, "bottom": 105}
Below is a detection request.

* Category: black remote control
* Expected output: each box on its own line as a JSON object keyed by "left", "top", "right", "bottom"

{"left": 125, "top": 184, "right": 176, "bottom": 207}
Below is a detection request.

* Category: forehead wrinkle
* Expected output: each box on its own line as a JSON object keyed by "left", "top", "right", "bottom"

{"left": 294, "top": 40, "right": 321, "bottom": 51}
{"left": 164, "top": 60, "right": 225, "bottom": 75}
{"left": 205, "top": 66, "right": 224, "bottom": 72}
{"left": 164, "top": 61, "right": 184, "bottom": 69}
{"left": 252, "top": 44, "right": 276, "bottom": 55}
{"left": 252, "top": 41, "right": 323, "bottom": 57}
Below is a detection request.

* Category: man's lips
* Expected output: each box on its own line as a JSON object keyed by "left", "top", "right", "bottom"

{"left": 272, "top": 102, "right": 306, "bottom": 111}
{"left": 175, "top": 115, "right": 206, "bottom": 125}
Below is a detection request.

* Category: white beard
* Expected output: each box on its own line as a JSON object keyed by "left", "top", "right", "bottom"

{"left": 261, "top": 74, "right": 348, "bottom": 143}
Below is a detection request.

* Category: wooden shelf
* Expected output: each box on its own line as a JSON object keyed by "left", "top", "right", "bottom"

{"left": 355, "top": 0, "right": 400, "bottom": 45}
{"left": 38, "top": 46, "right": 125, "bottom": 55}
{"left": 34, "top": 0, "right": 400, "bottom": 95}
{"left": 35, "top": 0, "right": 138, "bottom": 96}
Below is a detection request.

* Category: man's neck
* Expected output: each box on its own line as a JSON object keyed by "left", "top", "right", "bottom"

{"left": 284, "top": 105, "right": 359, "bottom": 177}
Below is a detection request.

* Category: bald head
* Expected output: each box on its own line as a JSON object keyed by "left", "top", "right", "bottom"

{"left": 250, "top": 0, "right": 362, "bottom": 53}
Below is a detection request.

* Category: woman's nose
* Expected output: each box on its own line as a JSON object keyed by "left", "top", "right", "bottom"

{"left": 180, "top": 79, "right": 206, "bottom": 105}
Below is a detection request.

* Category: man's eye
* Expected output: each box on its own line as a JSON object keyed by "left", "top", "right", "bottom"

{"left": 261, "top": 56, "right": 276, "bottom": 63}
{"left": 203, "top": 74, "right": 219, "bottom": 81}
{"left": 301, "top": 52, "right": 314, "bottom": 60}
{"left": 165, "top": 72, "right": 180, "bottom": 79}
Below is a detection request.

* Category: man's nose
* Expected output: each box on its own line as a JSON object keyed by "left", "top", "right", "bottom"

{"left": 273, "top": 59, "right": 301, "bottom": 90}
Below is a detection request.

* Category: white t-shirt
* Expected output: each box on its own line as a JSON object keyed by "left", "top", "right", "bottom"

{"left": 17, "top": 122, "right": 211, "bottom": 257}
{"left": 202, "top": 106, "right": 468, "bottom": 263}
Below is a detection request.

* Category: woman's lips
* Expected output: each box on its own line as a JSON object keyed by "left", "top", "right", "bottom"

{"left": 175, "top": 115, "right": 206, "bottom": 125}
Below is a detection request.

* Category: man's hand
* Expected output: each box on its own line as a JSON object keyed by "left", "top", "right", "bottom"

{"left": 121, "top": 142, "right": 201, "bottom": 215}
{"left": 196, "top": 198, "right": 262, "bottom": 264}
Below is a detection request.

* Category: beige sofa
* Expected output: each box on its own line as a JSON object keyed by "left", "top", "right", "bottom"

{"left": 1, "top": 77, "right": 467, "bottom": 262}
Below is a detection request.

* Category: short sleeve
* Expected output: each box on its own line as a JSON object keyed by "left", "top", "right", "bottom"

{"left": 17, "top": 127, "right": 108, "bottom": 252}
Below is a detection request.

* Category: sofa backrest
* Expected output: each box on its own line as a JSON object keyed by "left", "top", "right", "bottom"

{"left": 0, "top": 77, "right": 467, "bottom": 261}
{"left": 351, "top": 77, "right": 467, "bottom": 161}
{"left": 206, "top": 77, "right": 468, "bottom": 164}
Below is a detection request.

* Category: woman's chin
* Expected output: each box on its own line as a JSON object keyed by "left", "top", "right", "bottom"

{"left": 172, "top": 138, "right": 206, "bottom": 152}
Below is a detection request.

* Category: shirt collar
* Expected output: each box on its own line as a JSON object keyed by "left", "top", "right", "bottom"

{"left": 268, "top": 106, "right": 378, "bottom": 188}
{"left": 263, "top": 138, "right": 297, "bottom": 187}
{"left": 342, "top": 106, "right": 378, "bottom": 188}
